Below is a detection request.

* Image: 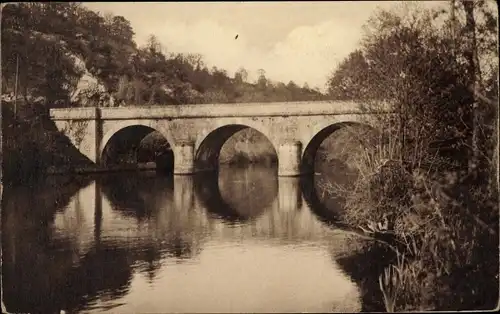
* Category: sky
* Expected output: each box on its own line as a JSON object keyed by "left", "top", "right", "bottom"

{"left": 84, "top": 1, "right": 447, "bottom": 91}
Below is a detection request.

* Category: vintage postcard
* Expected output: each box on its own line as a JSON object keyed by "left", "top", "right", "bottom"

{"left": 1, "top": 1, "right": 498, "bottom": 313}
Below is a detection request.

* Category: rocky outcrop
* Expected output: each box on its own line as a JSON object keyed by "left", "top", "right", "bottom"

{"left": 69, "top": 54, "right": 115, "bottom": 107}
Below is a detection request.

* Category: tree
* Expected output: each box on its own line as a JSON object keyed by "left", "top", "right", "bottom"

{"left": 234, "top": 67, "right": 248, "bottom": 84}
{"left": 257, "top": 68, "right": 267, "bottom": 90}
{"left": 146, "top": 34, "right": 162, "bottom": 54}
{"left": 185, "top": 53, "right": 204, "bottom": 70}
{"left": 327, "top": 49, "right": 370, "bottom": 100}
{"left": 1, "top": 2, "right": 329, "bottom": 109}
{"left": 327, "top": 5, "right": 482, "bottom": 170}
{"left": 108, "top": 15, "right": 134, "bottom": 45}
{"left": 458, "top": 0, "right": 495, "bottom": 177}
{"left": 1, "top": 3, "right": 84, "bottom": 106}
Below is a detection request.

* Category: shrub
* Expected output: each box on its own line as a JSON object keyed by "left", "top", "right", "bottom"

{"left": 324, "top": 117, "right": 498, "bottom": 311}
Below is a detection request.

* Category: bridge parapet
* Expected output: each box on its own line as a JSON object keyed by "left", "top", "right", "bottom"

{"left": 102, "top": 101, "right": 393, "bottom": 119}
{"left": 50, "top": 107, "right": 100, "bottom": 120}
{"left": 49, "top": 101, "right": 393, "bottom": 121}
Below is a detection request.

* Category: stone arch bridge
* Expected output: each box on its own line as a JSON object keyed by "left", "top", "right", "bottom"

{"left": 49, "top": 101, "right": 392, "bottom": 176}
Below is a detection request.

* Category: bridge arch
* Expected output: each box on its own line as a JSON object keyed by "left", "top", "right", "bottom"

{"left": 194, "top": 124, "right": 278, "bottom": 173}
{"left": 300, "top": 121, "right": 375, "bottom": 175}
{"left": 100, "top": 121, "right": 174, "bottom": 170}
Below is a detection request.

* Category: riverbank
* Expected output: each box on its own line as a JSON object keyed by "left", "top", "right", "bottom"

{"left": 1, "top": 101, "right": 94, "bottom": 186}
{"left": 45, "top": 162, "right": 158, "bottom": 175}
{"left": 323, "top": 154, "right": 499, "bottom": 311}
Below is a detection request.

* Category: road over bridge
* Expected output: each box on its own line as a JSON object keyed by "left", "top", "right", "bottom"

{"left": 49, "top": 101, "right": 392, "bottom": 176}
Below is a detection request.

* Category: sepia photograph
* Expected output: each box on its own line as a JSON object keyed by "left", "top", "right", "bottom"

{"left": 1, "top": 1, "right": 499, "bottom": 313}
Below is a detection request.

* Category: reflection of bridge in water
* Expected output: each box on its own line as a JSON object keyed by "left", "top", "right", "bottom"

{"left": 56, "top": 172, "right": 344, "bottom": 260}
{"left": 3, "top": 169, "right": 372, "bottom": 313}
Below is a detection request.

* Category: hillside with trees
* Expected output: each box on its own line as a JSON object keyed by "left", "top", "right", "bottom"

{"left": 1, "top": 2, "right": 326, "bottom": 108}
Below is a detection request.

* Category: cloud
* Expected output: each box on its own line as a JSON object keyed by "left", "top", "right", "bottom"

{"left": 266, "top": 21, "right": 363, "bottom": 89}
{"left": 86, "top": 2, "right": 449, "bottom": 92}
{"left": 147, "top": 18, "right": 364, "bottom": 91}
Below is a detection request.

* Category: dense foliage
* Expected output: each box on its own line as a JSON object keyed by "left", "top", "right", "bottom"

{"left": 1, "top": 2, "right": 326, "bottom": 108}
{"left": 325, "top": 1, "right": 498, "bottom": 311}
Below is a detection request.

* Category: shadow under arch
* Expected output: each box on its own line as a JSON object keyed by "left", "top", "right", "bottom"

{"left": 193, "top": 169, "right": 278, "bottom": 223}
{"left": 194, "top": 124, "right": 278, "bottom": 173}
{"left": 300, "top": 121, "right": 375, "bottom": 175}
{"left": 100, "top": 125, "right": 174, "bottom": 172}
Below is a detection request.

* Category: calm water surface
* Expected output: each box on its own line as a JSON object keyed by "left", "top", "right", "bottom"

{"left": 2, "top": 165, "right": 376, "bottom": 313}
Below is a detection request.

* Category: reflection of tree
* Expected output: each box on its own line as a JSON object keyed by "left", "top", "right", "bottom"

{"left": 332, "top": 239, "right": 395, "bottom": 312}
{"left": 2, "top": 176, "right": 93, "bottom": 313}
{"left": 141, "top": 245, "right": 163, "bottom": 283}
{"left": 3, "top": 173, "right": 208, "bottom": 313}
{"left": 4, "top": 166, "right": 383, "bottom": 314}
{"left": 164, "top": 233, "right": 199, "bottom": 260}
{"left": 2, "top": 175, "right": 92, "bottom": 225}
{"left": 60, "top": 245, "right": 133, "bottom": 313}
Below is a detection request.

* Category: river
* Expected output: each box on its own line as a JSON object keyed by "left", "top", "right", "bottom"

{"left": 2, "top": 164, "right": 385, "bottom": 313}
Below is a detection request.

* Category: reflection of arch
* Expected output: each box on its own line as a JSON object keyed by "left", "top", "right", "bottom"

{"left": 194, "top": 124, "right": 278, "bottom": 172}
{"left": 98, "top": 173, "right": 204, "bottom": 263}
{"left": 100, "top": 123, "right": 173, "bottom": 168}
{"left": 193, "top": 170, "right": 277, "bottom": 223}
{"left": 99, "top": 173, "right": 174, "bottom": 221}
{"left": 300, "top": 174, "right": 344, "bottom": 226}
{"left": 300, "top": 172, "right": 366, "bottom": 234}
{"left": 301, "top": 122, "right": 374, "bottom": 174}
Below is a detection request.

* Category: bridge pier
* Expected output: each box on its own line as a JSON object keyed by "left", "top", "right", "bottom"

{"left": 174, "top": 175, "right": 194, "bottom": 210}
{"left": 173, "top": 141, "right": 195, "bottom": 175}
{"left": 278, "top": 177, "right": 303, "bottom": 212}
{"left": 278, "top": 141, "right": 303, "bottom": 176}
